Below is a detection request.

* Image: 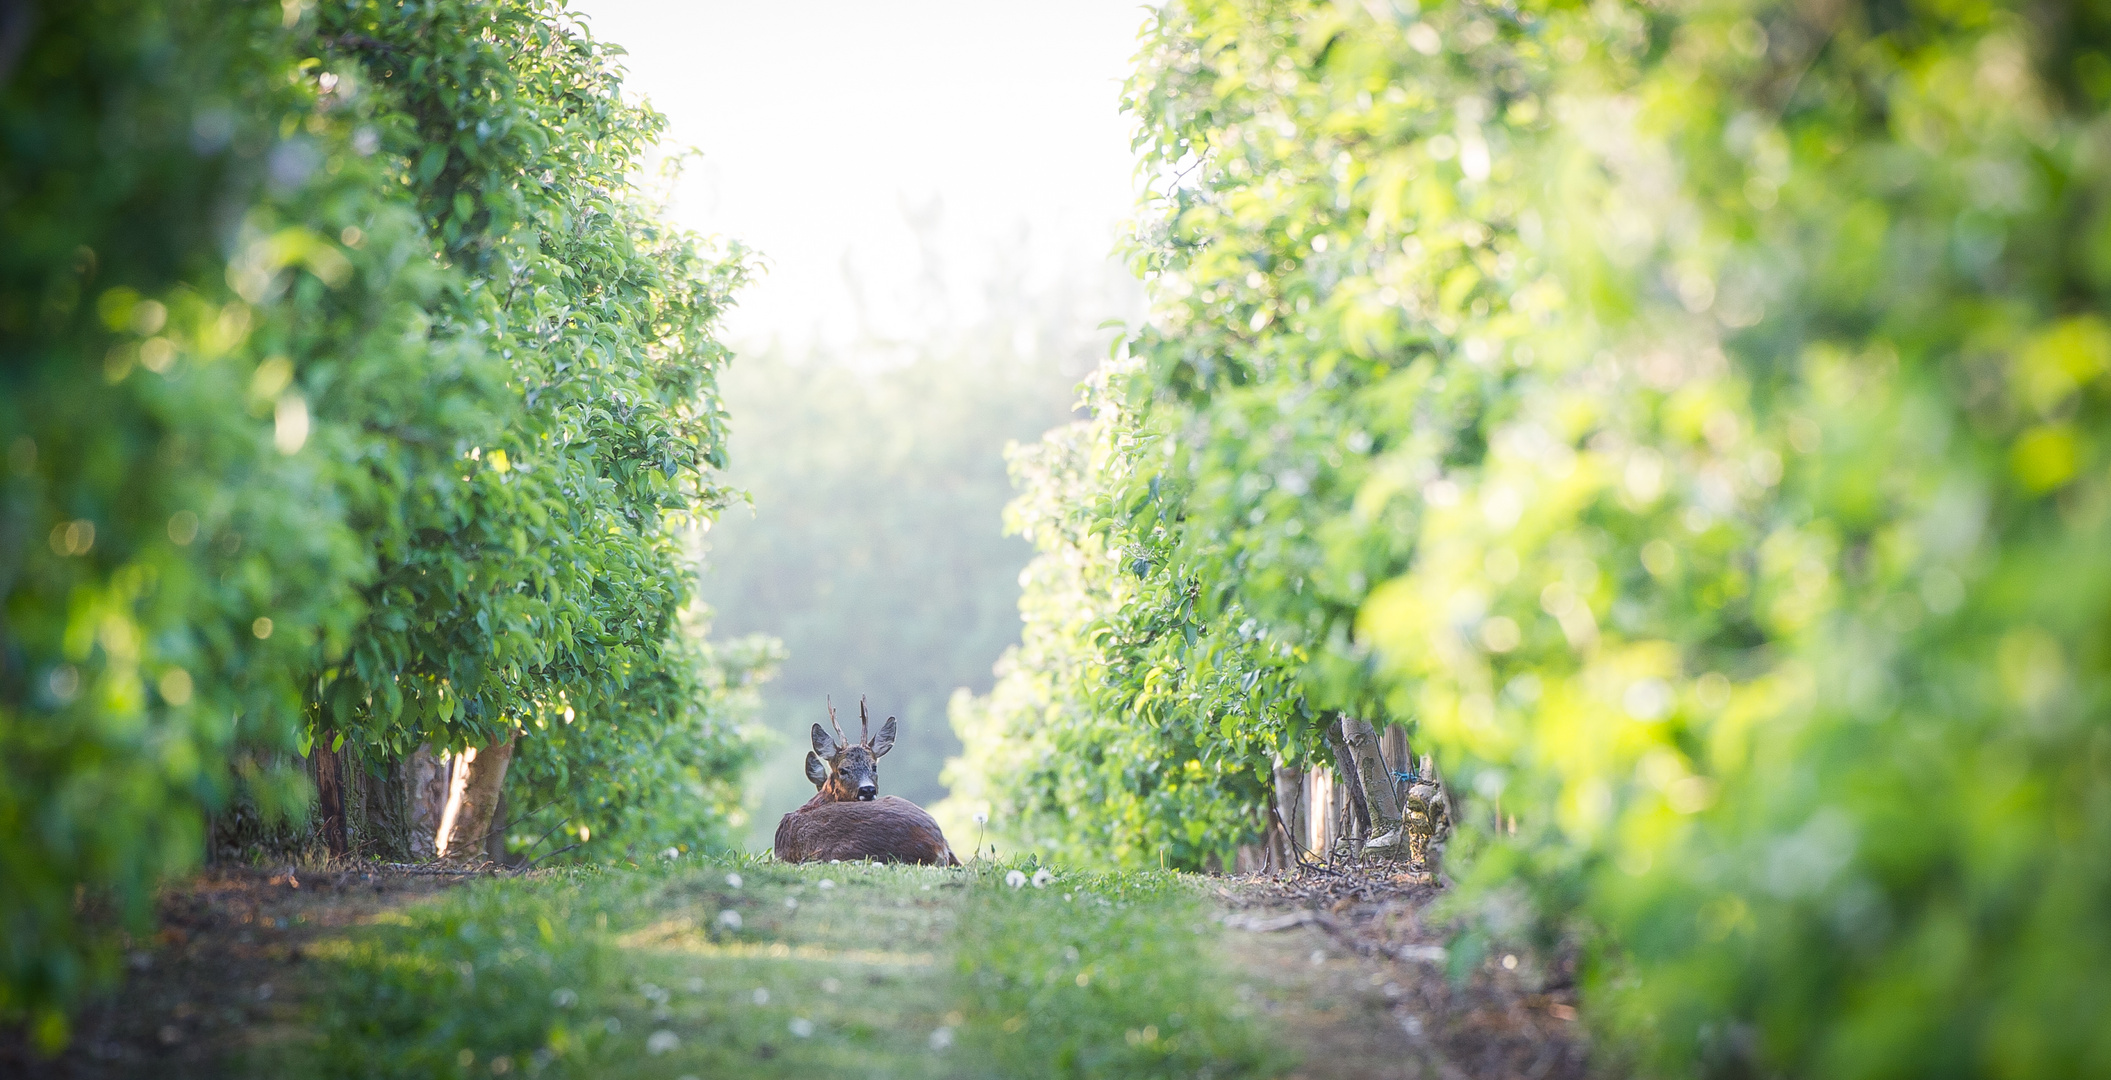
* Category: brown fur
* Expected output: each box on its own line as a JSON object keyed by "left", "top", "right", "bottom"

{"left": 773, "top": 796, "right": 961, "bottom": 866}
{"left": 804, "top": 697, "right": 894, "bottom": 805}
{"left": 775, "top": 697, "right": 956, "bottom": 866}
{"left": 799, "top": 760, "right": 862, "bottom": 809}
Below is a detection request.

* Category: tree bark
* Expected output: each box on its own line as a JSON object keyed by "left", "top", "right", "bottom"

{"left": 356, "top": 753, "right": 416, "bottom": 861}
{"left": 312, "top": 739, "right": 348, "bottom": 860}
{"left": 484, "top": 785, "right": 511, "bottom": 866}
{"left": 1323, "top": 716, "right": 1372, "bottom": 849}
{"left": 408, "top": 744, "right": 450, "bottom": 860}
{"left": 1400, "top": 752, "right": 1454, "bottom": 874}
{"left": 1309, "top": 765, "right": 1338, "bottom": 854}
{"left": 1383, "top": 725, "right": 1411, "bottom": 782}
{"left": 1273, "top": 763, "right": 1306, "bottom": 865}
{"left": 437, "top": 736, "right": 515, "bottom": 861}
{"left": 1341, "top": 716, "right": 1404, "bottom": 839}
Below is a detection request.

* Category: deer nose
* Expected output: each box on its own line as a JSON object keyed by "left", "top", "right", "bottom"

{"left": 857, "top": 785, "right": 876, "bottom": 800}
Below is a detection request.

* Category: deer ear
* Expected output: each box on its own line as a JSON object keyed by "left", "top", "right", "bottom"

{"left": 811, "top": 723, "right": 839, "bottom": 758}
{"left": 804, "top": 751, "right": 829, "bottom": 788}
{"left": 871, "top": 716, "right": 897, "bottom": 758}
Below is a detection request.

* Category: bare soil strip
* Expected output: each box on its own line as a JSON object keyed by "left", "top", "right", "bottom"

{"left": 1214, "top": 869, "right": 1591, "bottom": 1080}
{"left": 2, "top": 867, "right": 470, "bottom": 1079}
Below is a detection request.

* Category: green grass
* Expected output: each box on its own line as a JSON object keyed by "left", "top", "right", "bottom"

{"left": 952, "top": 863, "right": 1279, "bottom": 1079}
{"left": 260, "top": 855, "right": 1283, "bottom": 1079}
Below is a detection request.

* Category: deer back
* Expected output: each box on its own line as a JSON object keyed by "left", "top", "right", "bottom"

{"left": 773, "top": 796, "right": 959, "bottom": 867}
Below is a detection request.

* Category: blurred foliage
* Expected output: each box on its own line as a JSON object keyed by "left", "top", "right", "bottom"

{"left": 701, "top": 332, "right": 1088, "bottom": 838}
{"left": 958, "top": 0, "right": 2111, "bottom": 1072}
{"left": 1, "top": 0, "right": 754, "bottom": 1040}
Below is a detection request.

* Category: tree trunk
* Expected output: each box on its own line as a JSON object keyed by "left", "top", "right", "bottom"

{"left": 1383, "top": 725, "right": 1411, "bottom": 783}
{"left": 437, "top": 736, "right": 515, "bottom": 861}
{"left": 1273, "top": 763, "right": 1306, "bottom": 866}
{"left": 357, "top": 753, "right": 417, "bottom": 861}
{"left": 312, "top": 740, "right": 348, "bottom": 860}
{"left": 1401, "top": 752, "right": 1454, "bottom": 875}
{"left": 408, "top": 744, "right": 450, "bottom": 860}
{"left": 1341, "top": 716, "right": 1404, "bottom": 839}
{"left": 1323, "top": 716, "right": 1372, "bottom": 851}
{"left": 484, "top": 785, "right": 511, "bottom": 866}
{"left": 1307, "top": 765, "right": 1337, "bottom": 854}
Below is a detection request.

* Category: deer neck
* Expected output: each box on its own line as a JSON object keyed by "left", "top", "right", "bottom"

{"left": 799, "top": 772, "right": 863, "bottom": 810}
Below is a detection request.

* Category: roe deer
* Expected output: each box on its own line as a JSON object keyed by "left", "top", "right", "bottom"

{"left": 773, "top": 699, "right": 959, "bottom": 866}
{"left": 800, "top": 697, "right": 894, "bottom": 806}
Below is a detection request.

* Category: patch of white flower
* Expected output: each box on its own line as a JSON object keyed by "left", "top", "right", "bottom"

{"left": 1005, "top": 870, "right": 1027, "bottom": 888}
{"left": 724, "top": 872, "right": 743, "bottom": 889}
{"left": 1031, "top": 868, "right": 1054, "bottom": 888}
{"left": 646, "top": 1030, "right": 679, "bottom": 1055}
{"left": 716, "top": 909, "right": 742, "bottom": 931}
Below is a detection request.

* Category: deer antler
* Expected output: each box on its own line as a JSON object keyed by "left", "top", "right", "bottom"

{"left": 859, "top": 696, "right": 871, "bottom": 747}
{"left": 826, "top": 696, "right": 848, "bottom": 748}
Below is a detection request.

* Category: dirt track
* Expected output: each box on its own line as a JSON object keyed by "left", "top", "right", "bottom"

{"left": 6, "top": 862, "right": 1592, "bottom": 1079}
{"left": 1, "top": 866, "right": 474, "bottom": 1079}
{"left": 1216, "top": 868, "right": 1591, "bottom": 1080}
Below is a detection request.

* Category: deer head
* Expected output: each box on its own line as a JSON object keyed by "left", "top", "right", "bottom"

{"left": 804, "top": 697, "right": 896, "bottom": 803}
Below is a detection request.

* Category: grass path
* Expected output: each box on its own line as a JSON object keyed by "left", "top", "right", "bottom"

{"left": 9, "top": 858, "right": 1587, "bottom": 1079}
{"left": 12, "top": 857, "right": 1278, "bottom": 1079}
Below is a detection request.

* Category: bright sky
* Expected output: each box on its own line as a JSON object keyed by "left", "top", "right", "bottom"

{"left": 569, "top": 0, "right": 1150, "bottom": 353}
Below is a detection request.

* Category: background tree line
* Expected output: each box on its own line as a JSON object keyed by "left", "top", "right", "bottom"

{"left": 1, "top": 0, "right": 765, "bottom": 1047}
{"left": 951, "top": 0, "right": 2111, "bottom": 1074}
{"left": 698, "top": 251, "right": 1131, "bottom": 848}
{"left": 700, "top": 337, "right": 1075, "bottom": 846}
